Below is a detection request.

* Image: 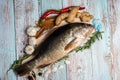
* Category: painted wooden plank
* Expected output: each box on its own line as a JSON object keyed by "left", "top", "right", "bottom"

{"left": 39, "top": 0, "right": 67, "bottom": 80}
{"left": 88, "top": 0, "right": 112, "bottom": 80}
{"left": 14, "top": 0, "right": 39, "bottom": 80}
{"left": 107, "top": 0, "right": 120, "bottom": 80}
{"left": 0, "top": 0, "right": 16, "bottom": 80}
{"left": 41, "top": 0, "right": 62, "bottom": 14}
{"left": 1, "top": 0, "right": 120, "bottom": 80}
{"left": 62, "top": 0, "right": 93, "bottom": 80}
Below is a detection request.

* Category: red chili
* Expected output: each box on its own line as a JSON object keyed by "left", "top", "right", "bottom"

{"left": 41, "top": 10, "right": 60, "bottom": 19}
{"left": 41, "top": 6, "right": 85, "bottom": 19}
{"left": 79, "top": 7, "right": 85, "bottom": 10}
{"left": 61, "top": 6, "right": 85, "bottom": 13}
{"left": 61, "top": 6, "right": 71, "bottom": 13}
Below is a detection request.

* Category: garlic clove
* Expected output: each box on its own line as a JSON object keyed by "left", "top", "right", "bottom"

{"left": 27, "top": 27, "right": 37, "bottom": 36}
{"left": 35, "top": 27, "right": 40, "bottom": 31}
{"left": 25, "top": 45, "right": 34, "bottom": 54}
{"left": 29, "top": 37, "right": 37, "bottom": 46}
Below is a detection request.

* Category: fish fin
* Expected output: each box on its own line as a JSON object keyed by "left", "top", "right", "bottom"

{"left": 64, "top": 38, "right": 79, "bottom": 51}
{"left": 14, "top": 63, "right": 34, "bottom": 76}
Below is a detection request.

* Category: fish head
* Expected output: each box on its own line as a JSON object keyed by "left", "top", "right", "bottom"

{"left": 68, "top": 23, "right": 94, "bottom": 39}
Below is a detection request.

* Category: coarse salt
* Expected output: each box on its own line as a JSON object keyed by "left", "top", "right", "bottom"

{"left": 51, "top": 67, "right": 57, "bottom": 73}
{"left": 58, "top": 65, "right": 64, "bottom": 69}
{"left": 64, "top": 60, "right": 70, "bottom": 64}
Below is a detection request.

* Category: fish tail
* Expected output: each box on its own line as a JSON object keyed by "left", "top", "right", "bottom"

{"left": 14, "top": 63, "right": 34, "bottom": 76}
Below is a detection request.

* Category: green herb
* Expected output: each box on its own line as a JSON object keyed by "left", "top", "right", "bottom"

{"left": 76, "top": 31, "right": 103, "bottom": 52}
{"left": 57, "top": 55, "right": 69, "bottom": 62}
{"left": 7, "top": 54, "right": 30, "bottom": 72}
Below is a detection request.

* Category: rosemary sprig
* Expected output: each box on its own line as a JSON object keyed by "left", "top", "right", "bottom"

{"left": 76, "top": 31, "right": 103, "bottom": 52}
{"left": 7, "top": 54, "right": 30, "bottom": 72}
{"left": 57, "top": 55, "right": 69, "bottom": 62}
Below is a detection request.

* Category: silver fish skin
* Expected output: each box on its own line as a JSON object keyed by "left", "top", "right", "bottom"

{"left": 15, "top": 23, "right": 94, "bottom": 76}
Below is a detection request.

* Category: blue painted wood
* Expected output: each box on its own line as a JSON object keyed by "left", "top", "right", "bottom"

{"left": 108, "top": 0, "right": 120, "bottom": 80}
{"left": 14, "top": 0, "right": 39, "bottom": 80}
{"left": 1, "top": 0, "right": 120, "bottom": 80}
{"left": 0, "top": 0, "right": 16, "bottom": 80}
{"left": 88, "top": 0, "right": 112, "bottom": 80}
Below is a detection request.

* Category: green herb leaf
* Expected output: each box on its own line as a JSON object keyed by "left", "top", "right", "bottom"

{"left": 57, "top": 55, "right": 69, "bottom": 62}
{"left": 76, "top": 31, "right": 103, "bottom": 52}
{"left": 7, "top": 54, "right": 31, "bottom": 73}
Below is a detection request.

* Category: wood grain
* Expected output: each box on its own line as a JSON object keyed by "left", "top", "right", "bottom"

{"left": 0, "top": 0, "right": 120, "bottom": 80}
{"left": 0, "top": 0, "right": 16, "bottom": 80}
{"left": 88, "top": 0, "right": 112, "bottom": 80}
{"left": 14, "top": 0, "right": 39, "bottom": 80}
{"left": 108, "top": 0, "right": 120, "bottom": 80}
{"left": 62, "top": 0, "right": 93, "bottom": 80}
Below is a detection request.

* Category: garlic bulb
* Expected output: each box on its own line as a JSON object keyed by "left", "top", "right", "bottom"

{"left": 29, "top": 37, "right": 37, "bottom": 46}
{"left": 35, "top": 27, "right": 40, "bottom": 31}
{"left": 25, "top": 45, "right": 34, "bottom": 54}
{"left": 27, "top": 27, "right": 37, "bottom": 36}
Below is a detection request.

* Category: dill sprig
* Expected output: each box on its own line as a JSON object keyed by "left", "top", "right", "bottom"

{"left": 76, "top": 31, "right": 103, "bottom": 52}
{"left": 7, "top": 54, "right": 30, "bottom": 72}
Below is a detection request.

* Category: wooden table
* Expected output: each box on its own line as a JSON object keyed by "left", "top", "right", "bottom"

{"left": 0, "top": 0, "right": 119, "bottom": 80}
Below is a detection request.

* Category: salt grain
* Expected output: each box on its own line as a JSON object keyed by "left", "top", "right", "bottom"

{"left": 51, "top": 67, "right": 57, "bottom": 73}
{"left": 58, "top": 65, "right": 64, "bottom": 69}
{"left": 64, "top": 60, "right": 70, "bottom": 64}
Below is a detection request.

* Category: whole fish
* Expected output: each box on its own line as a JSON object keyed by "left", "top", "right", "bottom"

{"left": 15, "top": 23, "right": 94, "bottom": 76}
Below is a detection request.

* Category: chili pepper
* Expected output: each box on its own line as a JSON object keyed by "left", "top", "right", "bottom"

{"left": 78, "top": 6, "right": 85, "bottom": 10}
{"left": 61, "top": 6, "right": 85, "bottom": 13}
{"left": 41, "top": 10, "right": 60, "bottom": 19}
{"left": 41, "top": 6, "right": 85, "bottom": 19}
{"left": 38, "top": 6, "right": 85, "bottom": 27}
{"left": 61, "top": 6, "right": 71, "bottom": 13}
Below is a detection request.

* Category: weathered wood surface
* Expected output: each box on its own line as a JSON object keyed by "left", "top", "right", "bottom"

{"left": 0, "top": 0, "right": 120, "bottom": 80}
{"left": 0, "top": 0, "right": 16, "bottom": 80}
